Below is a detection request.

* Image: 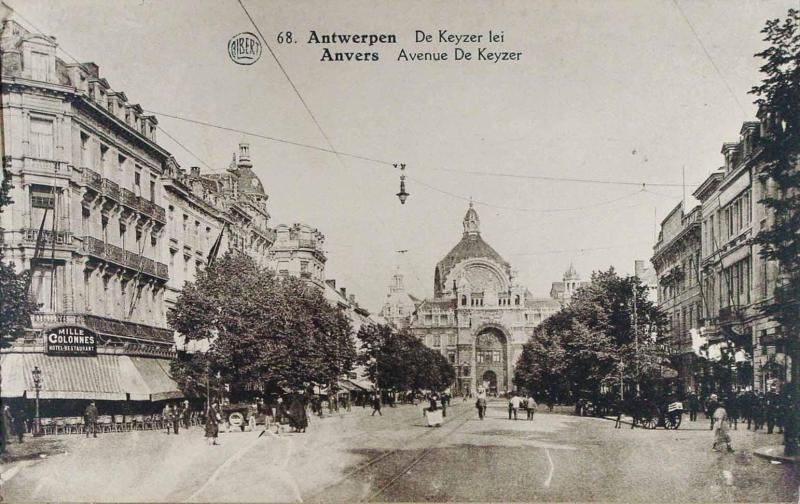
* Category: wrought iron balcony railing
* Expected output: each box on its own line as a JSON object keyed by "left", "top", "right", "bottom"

{"left": 81, "top": 236, "right": 169, "bottom": 281}
{"left": 30, "top": 312, "right": 174, "bottom": 344}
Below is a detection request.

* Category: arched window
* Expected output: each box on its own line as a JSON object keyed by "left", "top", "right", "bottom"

{"left": 461, "top": 295, "right": 467, "bottom": 306}
{"left": 514, "top": 295, "right": 520, "bottom": 305}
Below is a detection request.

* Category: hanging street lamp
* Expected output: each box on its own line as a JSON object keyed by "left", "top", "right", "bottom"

{"left": 394, "top": 163, "right": 409, "bottom": 204}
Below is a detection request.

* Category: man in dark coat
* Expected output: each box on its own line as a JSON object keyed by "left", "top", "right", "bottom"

{"left": 84, "top": 401, "right": 99, "bottom": 438}
{"left": 765, "top": 390, "right": 780, "bottom": 434}
{"left": 13, "top": 408, "right": 26, "bottom": 443}
{"left": 706, "top": 394, "right": 720, "bottom": 431}
{"left": 371, "top": 394, "right": 382, "bottom": 416}
{"left": 205, "top": 402, "right": 221, "bottom": 445}
{"left": 687, "top": 392, "right": 700, "bottom": 422}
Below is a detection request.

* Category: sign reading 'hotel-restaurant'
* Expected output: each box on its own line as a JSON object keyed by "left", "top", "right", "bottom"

{"left": 45, "top": 325, "right": 97, "bottom": 356}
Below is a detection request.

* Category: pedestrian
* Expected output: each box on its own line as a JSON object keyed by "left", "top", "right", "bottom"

{"left": 247, "top": 401, "right": 257, "bottom": 431}
{"left": 440, "top": 394, "right": 447, "bottom": 418}
{"left": 371, "top": 393, "right": 383, "bottom": 416}
{"left": 163, "top": 403, "right": 174, "bottom": 435}
{"left": 526, "top": 395, "right": 537, "bottom": 420}
{"left": 711, "top": 402, "right": 734, "bottom": 453}
{"left": 171, "top": 404, "right": 180, "bottom": 434}
{"left": 726, "top": 392, "right": 739, "bottom": 430}
{"left": 181, "top": 400, "right": 192, "bottom": 429}
{"left": 509, "top": 393, "right": 522, "bottom": 420}
{"left": 476, "top": 388, "right": 487, "bottom": 420}
{"left": 753, "top": 392, "right": 765, "bottom": 431}
{"left": 706, "top": 394, "right": 720, "bottom": 431}
{"left": 13, "top": 407, "right": 26, "bottom": 443}
{"left": 2, "top": 406, "right": 15, "bottom": 444}
{"left": 687, "top": 391, "right": 699, "bottom": 422}
{"left": 288, "top": 395, "right": 308, "bottom": 433}
{"left": 613, "top": 396, "right": 624, "bottom": 429}
{"left": 205, "top": 402, "right": 221, "bottom": 445}
{"left": 84, "top": 401, "right": 99, "bottom": 438}
{"left": 765, "top": 389, "right": 779, "bottom": 434}
{"left": 274, "top": 397, "right": 288, "bottom": 434}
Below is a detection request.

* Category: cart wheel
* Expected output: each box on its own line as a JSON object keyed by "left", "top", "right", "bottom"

{"left": 665, "top": 413, "right": 682, "bottom": 430}
{"left": 641, "top": 416, "right": 658, "bottom": 429}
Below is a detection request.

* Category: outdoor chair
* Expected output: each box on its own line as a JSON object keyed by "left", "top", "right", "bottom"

{"left": 53, "top": 417, "right": 67, "bottom": 435}
{"left": 144, "top": 414, "right": 155, "bottom": 430}
{"left": 98, "top": 415, "right": 113, "bottom": 433}
{"left": 112, "top": 414, "right": 126, "bottom": 432}
{"left": 39, "top": 417, "right": 54, "bottom": 435}
{"left": 64, "top": 416, "right": 78, "bottom": 434}
{"left": 75, "top": 416, "right": 85, "bottom": 434}
{"left": 133, "top": 414, "right": 145, "bottom": 430}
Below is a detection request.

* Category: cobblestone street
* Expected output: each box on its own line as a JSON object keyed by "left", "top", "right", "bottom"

{"left": 2, "top": 400, "right": 796, "bottom": 502}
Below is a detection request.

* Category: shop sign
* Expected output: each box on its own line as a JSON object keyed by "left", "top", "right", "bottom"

{"left": 45, "top": 325, "right": 97, "bottom": 356}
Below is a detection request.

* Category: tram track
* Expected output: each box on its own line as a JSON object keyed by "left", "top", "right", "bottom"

{"left": 305, "top": 403, "right": 474, "bottom": 503}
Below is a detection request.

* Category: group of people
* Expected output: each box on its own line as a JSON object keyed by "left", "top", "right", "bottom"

{"left": 507, "top": 393, "right": 538, "bottom": 420}
{"left": 686, "top": 389, "right": 790, "bottom": 434}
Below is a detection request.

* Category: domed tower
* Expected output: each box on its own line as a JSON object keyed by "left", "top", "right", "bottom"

{"left": 433, "top": 202, "right": 511, "bottom": 298}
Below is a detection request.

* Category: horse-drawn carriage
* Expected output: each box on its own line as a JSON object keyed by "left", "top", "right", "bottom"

{"left": 632, "top": 399, "right": 683, "bottom": 430}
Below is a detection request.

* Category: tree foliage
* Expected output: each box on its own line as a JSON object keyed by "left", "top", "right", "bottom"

{"left": 0, "top": 170, "right": 36, "bottom": 344}
{"left": 357, "top": 323, "right": 455, "bottom": 392}
{"left": 168, "top": 251, "right": 357, "bottom": 397}
{"left": 514, "top": 268, "right": 667, "bottom": 403}
{"left": 750, "top": 8, "right": 800, "bottom": 455}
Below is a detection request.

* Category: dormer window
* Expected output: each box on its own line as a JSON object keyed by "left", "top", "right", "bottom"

{"left": 29, "top": 51, "right": 51, "bottom": 82}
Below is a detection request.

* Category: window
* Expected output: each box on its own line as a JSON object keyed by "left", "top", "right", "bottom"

{"left": 29, "top": 51, "right": 50, "bottom": 81}
{"left": 134, "top": 170, "right": 141, "bottom": 192}
{"left": 448, "top": 353, "right": 456, "bottom": 364}
{"left": 118, "top": 154, "right": 126, "bottom": 172}
{"left": 150, "top": 176, "right": 156, "bottom": 202}
{"left": 461, "top": 295, "right": 467, "bottom": 306}
{"left": 432, "top": 335, "right": 441, "bottom": 347}
{"left": 29, "top": 117, "right": 54, "bottom": 159}
{"left": 80, "top": 132, "right": 91, "bottom": 168}
{"left": 448, "top": 334, "right": 456, "bottom": 346}
{"left": 30, "top": 186, "right": 54, "bottom": 209}
{"left": 300, "top": 261, "right": 308, "bottom": 273}
{"left": 182, "top": 214, "right": 188, "bottom": 231}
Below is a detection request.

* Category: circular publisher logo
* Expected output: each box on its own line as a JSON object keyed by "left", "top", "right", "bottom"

{"left": 228, "top": 32, "right": 262, "bottom": 65}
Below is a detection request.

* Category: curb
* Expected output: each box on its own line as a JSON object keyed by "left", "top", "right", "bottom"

{"left": 753, "top": 445, "right": 800, "bottom": 464}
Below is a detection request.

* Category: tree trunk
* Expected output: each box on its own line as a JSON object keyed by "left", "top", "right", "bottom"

{"left": 784, "top": 335, "right": 799, "bottom": 456}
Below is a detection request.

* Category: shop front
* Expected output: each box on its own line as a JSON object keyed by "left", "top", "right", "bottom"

{"left": 1, "top": 324, "right": 183, "bottom": 432}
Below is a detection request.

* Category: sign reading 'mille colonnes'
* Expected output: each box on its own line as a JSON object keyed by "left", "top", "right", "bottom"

{"left": 45, "top": 325, "right": 97, "bottom": 356}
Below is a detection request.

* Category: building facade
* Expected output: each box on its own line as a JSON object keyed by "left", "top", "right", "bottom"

{"left": 410, "top": 203, "right": 560, "bottom": 396}
{"left": 379, "top": 270, "right": 419, "bottom": 330}
{"left": 549, "top": 263, "right": 589, "bottom": 305}
{"left": 693, "top": 118, "right": 787, "bottom": 393}
{"left": 651, "top": 203, "right": 703, "bottom": 394}
{"left": 270, "top": 223, "right": 325, "bottom": 289}
{"left": 0, "top": 19, "right": 179, "bottom": 411}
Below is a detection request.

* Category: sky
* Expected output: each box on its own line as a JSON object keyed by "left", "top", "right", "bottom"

{"left": 8, "top": 0, "right": 797, "bottom": 313}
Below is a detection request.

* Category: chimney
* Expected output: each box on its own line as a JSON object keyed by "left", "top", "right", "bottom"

{"left": 190, "top": 166, "right": 200, "bottom": 176}
{"left": 340, "top": 287, "right": 347, "bottom": 298}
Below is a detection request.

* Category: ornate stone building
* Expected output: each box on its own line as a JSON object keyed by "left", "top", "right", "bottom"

{"left": 410, "top": 203, "right": 560, "bottom": 395}
{"left": 549, "top": 263, "right": 589, "bottom": 305}
{"left": 651, "top": 203, "right": 703, "bottom": 395}
{"left": 379, "top": 270, "right": 418, "bottom": 330}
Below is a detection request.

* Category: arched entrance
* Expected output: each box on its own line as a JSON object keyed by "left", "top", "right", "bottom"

{"left": 482, "top": 370, "right": 498, "bottom": 395}
{"left": 474, "top": 326, "right": 508, "bottom": 396}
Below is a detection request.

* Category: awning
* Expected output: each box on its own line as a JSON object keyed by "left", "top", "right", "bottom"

{"left": 0, "top": 353, "right": 181, "bottom": 401}
{"left": 337, "top": 379, "right": 365, "bottom": 392}
{"left": 128, "top": 356, "right": 183, "bottom": 401}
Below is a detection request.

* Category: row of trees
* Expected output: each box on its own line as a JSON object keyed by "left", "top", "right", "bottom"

{"left": 357, "top": 323, "right": 455, "bottom": 393}
{"left": 169, "top": 252, "right": 357, "bottom": 398}
{"left": 513, "top": 268, "right": 667, "bottom": 409}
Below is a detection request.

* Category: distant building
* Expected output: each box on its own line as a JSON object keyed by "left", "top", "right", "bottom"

{"left": 651, "top": 203, "right": 703, "bottom": 395}
{"left": 549, "top": 263, "right": 590, "bottom": 305}
{"left": 410, "top": 203, "right": 560, "bottom": 395}
{"left": 270, "top": 223, "right": 326, "bottom": 289}
{"left": 379, "top": 270, "right": 419, "bottom": 330}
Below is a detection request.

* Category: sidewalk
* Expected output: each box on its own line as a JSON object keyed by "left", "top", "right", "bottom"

{"left": 753, "top": 445, "right": 800, "bottom": 464}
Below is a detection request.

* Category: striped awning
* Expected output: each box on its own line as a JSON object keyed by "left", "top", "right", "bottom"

{"left": 128, "top": 356, "right": 183, "bottom": 401}
{"left": 0, "top": 353, "right": 180, "bottom": 401}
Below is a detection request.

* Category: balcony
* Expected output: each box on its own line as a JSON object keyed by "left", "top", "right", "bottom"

{"left": 20, "top": 228, "right": 73, "bottom": 247}
{"left": 121, "top": 187, "right": 139, "bottom": 209}
{"left": 81, "top": 168, "right": 103, "bottom": 192}
{"left": 137, "top": 196, "right": 166, "bottom": 224}
{"left": 101, "top": 178, "right": 120, "bottom": 202}
{"left": 30, "top": 312, "right": 173, "bottom": 344}
{"left": 22, "top": 157, "right": 68, "bottom": 176}
{"left": 718, "top": 306, "right": 745, "bottom": 325}
{"left": 81, "top": 236, "right": 169, "bottom": 281}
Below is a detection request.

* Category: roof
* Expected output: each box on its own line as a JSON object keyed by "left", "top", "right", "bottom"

{"left": 435, "top": 234, "right": 510, "bottom": 291}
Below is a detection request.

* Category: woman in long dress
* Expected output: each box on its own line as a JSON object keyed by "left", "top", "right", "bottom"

{"left": 205, "top": 403, "right": 221, "bottom": 445}
{"left": 711, "top": 402, "right": 734, "bottom": 452}
{"left": 288, "top": 395, "right": 308, "bottom": 433}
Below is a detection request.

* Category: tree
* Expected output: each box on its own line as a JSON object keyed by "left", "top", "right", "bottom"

{"left": 169, "top": 251, "right": 356, "bottom": 399}
{"left": 750, "top": 8, "right": 800, "bottom": 455}
{"left": 0, "top": 170, "right": 36, "bottom": 344}
{"left": 514, "top": 268, "right": 667, "bottom": 409}
{"left": 357, "top": 324, "right": 455, "bottom": 392}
